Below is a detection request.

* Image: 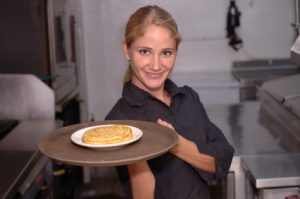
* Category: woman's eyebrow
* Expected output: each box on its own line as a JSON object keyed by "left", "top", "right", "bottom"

{"left": 135, "top": 46, "right": 151, "bottom": 49}
{"left": 134, "top": 46, "right": 176, "bottom": 51}
{"left": 164, "top": 47, "right": 175, "bottom": 50}
{"left": 162, "top": 47, "right": 176, "bottom": 51}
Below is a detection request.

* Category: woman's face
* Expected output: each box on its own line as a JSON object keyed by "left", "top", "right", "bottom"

{"left": 124, "top": 25, "right": 177, "bottom": 94}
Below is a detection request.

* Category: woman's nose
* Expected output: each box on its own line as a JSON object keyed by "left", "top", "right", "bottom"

{"left": 149, "top": 55, "right": 161, "bottom": 71}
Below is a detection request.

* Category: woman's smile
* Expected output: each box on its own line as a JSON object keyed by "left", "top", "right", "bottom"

{"left": 145, "top": 71, "right": 164, "bottom": 79}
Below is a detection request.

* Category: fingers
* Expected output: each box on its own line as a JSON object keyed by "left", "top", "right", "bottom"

{"left": 157, "top": 118, "right": 175, "bottom": 131}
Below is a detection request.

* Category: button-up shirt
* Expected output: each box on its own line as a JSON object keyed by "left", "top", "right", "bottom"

{"left": 105, "top": 79, "right": 234, "bottom": 199}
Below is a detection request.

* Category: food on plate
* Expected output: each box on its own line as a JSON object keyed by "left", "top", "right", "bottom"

{"left": 82, "top": 125, "right": 133, "bottom": 144}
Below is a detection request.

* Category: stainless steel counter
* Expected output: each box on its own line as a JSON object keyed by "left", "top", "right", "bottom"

{"left": 206, "top": 102, "right": 300, "bottom": 156}
{"left": 0, "top": 120, "right": 57, "bottom": 199}
{"left": 205, "top": 102, "right": 300, "bottom": 199}
{"left": 241, "top": 153, "right": 300, "bottom": 188}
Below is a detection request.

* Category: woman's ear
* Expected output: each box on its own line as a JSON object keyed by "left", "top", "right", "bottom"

{"left": 123, "top": 42, "right": 130, "bottom": 61}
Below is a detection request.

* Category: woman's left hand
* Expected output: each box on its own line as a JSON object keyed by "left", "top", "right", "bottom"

{"left": 156, "top": 118, "right": 175, "bottom": 130}
{"left": 156, "top": 118, "right": 182, "bottom": 153}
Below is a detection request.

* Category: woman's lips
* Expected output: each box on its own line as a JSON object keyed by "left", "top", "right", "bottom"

{"left": 146, "top": 72, "right": 163, "bottom": 79}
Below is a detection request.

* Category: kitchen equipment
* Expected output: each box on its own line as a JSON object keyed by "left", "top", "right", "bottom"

{"left": 0, "top": 0, "right": 79, "bottom": 106}
{"left": 226, "top": 0, "right": 243, "bottom": 51}
{"left": 205, "top": 102, "right": 300, "bottom": 199}
{"left": 242, "top": 154, "right": 300, "bottom": 199}
{"left": 0, "top": 74, "right": 55, "bottom": 120}
{"left": 291, "top": 0, "right": 300, "bottom": 64}
{"left": 259, "top": 74, "right": 300, "bottom": 142}
{"left": 0, "top": 120, "right": 18, "bottom": 140}
{"left": 0, "top": 120, "right": 58, "bottom": 199}
{"left": 0, "top": 74, "right": 57, "bottom": 199}
{"left": 232, "top": 59, "right": 300, "bottom": 101}
{"left": 241, "top": 74, "right": 300, "bottom": 199}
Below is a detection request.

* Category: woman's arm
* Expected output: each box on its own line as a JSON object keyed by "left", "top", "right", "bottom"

{"left": 157, "top": 119, "right": 216, "bottom": 174}
{"left": 127, "top": 161, "right": 155, "bottom": 199}
{"left": 170, "top": 134, "right": 216, "bottom": 173}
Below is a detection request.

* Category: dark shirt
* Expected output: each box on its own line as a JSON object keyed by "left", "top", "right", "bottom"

{"left": 105, "top": 79, "right": 234, "bottom": 199}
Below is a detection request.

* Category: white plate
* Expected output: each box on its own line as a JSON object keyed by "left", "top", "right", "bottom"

{"left": 71, "top": 124, "right": 143, "bottom": 149}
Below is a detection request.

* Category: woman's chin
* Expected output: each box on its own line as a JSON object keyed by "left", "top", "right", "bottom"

{"left": 144, "top": 81, "right": 165, "bottom": 91}
{"left": 133, "top": 76, "right": 166, "bottom": 91}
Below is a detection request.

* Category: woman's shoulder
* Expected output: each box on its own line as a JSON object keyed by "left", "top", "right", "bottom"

{"left": 105, "top": 98, "right": 127, "bottom": 119}
{"left": 105, "top": 97, "right": 141, "bottom": 120}
{"left": 167, "top": 79, "right": 195, "bottom": 95}
{"left": 177, "top": 84, "right": 206, "bottom": 109}
{"left": 179, "top": 84, "right": 199, "bottom": 98}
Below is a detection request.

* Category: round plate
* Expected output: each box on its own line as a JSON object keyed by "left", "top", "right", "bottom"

{"left": 71, "top": 125, "right": 143, "bottom": 149}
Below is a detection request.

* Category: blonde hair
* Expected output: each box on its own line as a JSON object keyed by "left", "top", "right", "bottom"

{"left": 123, "top": 5, "right": 181, "bottom": 83}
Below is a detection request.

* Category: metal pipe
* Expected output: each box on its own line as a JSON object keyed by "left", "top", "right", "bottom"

{"left": 295, "top": 0, "right": 300, "bottom": 35}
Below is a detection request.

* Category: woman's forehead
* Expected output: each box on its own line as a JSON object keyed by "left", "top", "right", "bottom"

{"left": 131, "top": 25, "right": 176, "bottom": 48}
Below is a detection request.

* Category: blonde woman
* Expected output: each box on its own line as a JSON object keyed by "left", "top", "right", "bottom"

{"left": 106, "top": 5, "right": 234, "bottom": 199}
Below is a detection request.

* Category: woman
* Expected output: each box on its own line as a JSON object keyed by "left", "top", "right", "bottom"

{"left": 105, "top": 5, "right": 234, "bottom": 199}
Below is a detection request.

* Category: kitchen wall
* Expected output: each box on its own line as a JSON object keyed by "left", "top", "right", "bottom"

{"left": 77, "top": 0, "right": 295, "bottom": 120}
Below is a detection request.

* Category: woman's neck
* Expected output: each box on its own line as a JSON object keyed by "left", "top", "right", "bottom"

{"left": 131, "top": 80, "right": 171, "bottom": 106}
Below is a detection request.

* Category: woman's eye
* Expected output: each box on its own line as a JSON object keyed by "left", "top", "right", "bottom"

{"left": 139, "top": 49, "right": 150, "bottom": 56}
{"left": 162, "top": 50, "right": 173, "bottom": 57}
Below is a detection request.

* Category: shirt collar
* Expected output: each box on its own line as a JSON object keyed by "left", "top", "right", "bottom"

{"left": 122, "top": 79, "right": 186, "bottom": 107}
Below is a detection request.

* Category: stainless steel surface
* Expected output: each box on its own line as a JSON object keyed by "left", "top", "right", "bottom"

{"left": 0, "top": 73, "right": 57, "bottom": 198}
{"left": 0, "top": 74, "right": 55, "bottom": 120}
{"left": 291, "top": 0, "right": 300, "bottom": 65}
{"left": 171, "top": 72, "right": 240, "bottom": 104}
{"left": 291, "top": 36, "right": 300, "bottom": 65}
{"left": 227, "top": 172, "right": 235, "bottom": 199}
{"left": 0, "top": 120, "right": 57, "bottom": 151}
{"left": 48, "top": 0, "right": 79, "bottom": 104}
{"left": 242, "top": 154, "right": 300, "bottom": 188}
{"left": 260, "top": 93, "right": 300, "bottom": 143}
{"left": 206, "top": 102, "right": 300, "bottom": 156}
{"left": 295, "top": 0, "right": 300, "bottom": 32}
{"left": 0, "top": 151, "right": 35, "bottom": 199}
{"left": 205, "top": 102, "right": 300, "bottom": 199}
{"left": 232, "top": 59, "right": 299, "bottom": 84}
{"left": 18, "top": 155, "right": 50, "bottom": 196}
{"left": 231, "top": 59, "right": 300, "bottom": 101}
{"left": 261, "top": 73, "right": 300, "bottom": 119}
{"left": 260, "top": 187, "right": 300, "bottom": 199}
{"left": 259, "top": 74, "right": 300, "bottom": 143}
{"left": 0, "top": 120, "right": 57, "bottom": 199}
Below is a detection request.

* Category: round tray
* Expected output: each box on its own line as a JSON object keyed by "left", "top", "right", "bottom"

{"left": 39, "top": 120, "right": 178, "bottom": 166}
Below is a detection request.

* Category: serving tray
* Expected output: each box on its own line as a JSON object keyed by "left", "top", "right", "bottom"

{"left": 39, "top": 120, "right": 178, "bottom": 166}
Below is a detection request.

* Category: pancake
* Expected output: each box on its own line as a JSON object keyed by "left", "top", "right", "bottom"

{"left": 82, "top": 125, "right": 133, "bottom": 145}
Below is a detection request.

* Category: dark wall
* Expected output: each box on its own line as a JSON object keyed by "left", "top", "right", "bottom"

{"left": 0, "top": 0, "right": 49, "bottom": 76}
